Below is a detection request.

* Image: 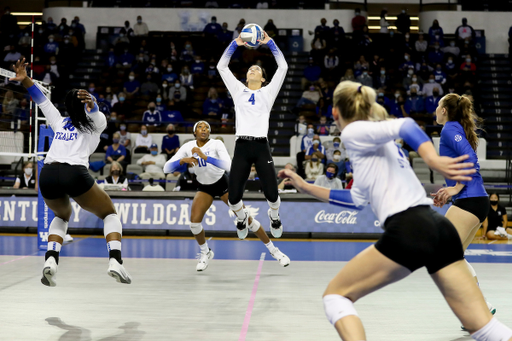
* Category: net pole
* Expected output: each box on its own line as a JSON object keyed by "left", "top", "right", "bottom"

{"left": 28, "top": 15, "right": 35, "bottom": 158}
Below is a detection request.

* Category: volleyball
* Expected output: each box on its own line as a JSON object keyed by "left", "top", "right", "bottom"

{"left": 240, "top": 23, "right": 264, "bottom": 48}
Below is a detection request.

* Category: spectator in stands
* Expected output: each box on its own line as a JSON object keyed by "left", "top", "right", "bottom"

{"left": 161, "top": 63, "right": 178, "bottom": 83}
{"left": 155, "top": 94, "right": 165, "bottom": 112}
{"left": 425, "top": 87, "right": 441, "bottom": 120}
{"left": 162, "top": 124, "right": 180, "bottom": 159}
{"left": 356, "top": 67, "right": 373, "bottom": 87}
{"left": 167, "top": 41, "right": 178, "bottom": 63}
{"left": 180, "top": 66, "right": 194, "bottom": 90}
{"left": 445, "top": 56, "right": 457, "bottom": 79}
{"left": 219, "top": 22, "right": 233, "bottom": 47}
{"left": 316, "top": 116, "right": 330, "bottom": 136}
{"left": 403, "top": 72, "right": 423, "bottom": 91}
{"left": 104, "top": 86, "right": 118, "bottom": 107}
{"left": 374, "top": 67, "right": 389, "bottom": 89}
{"left": 120, "top": 20, "right": 134, "bottom": 37}
{"left": 142, "top": 102, "right": 162, "bottom": 127}
{"left": 106, "top": 47, "right": 117, "bottom": 68}
{"left": 111, "top": 93, "right": 129, "bottom": 119}
{"left": 113, "top": 32, "right": 130, "bottom": 51}
{"left": 18, "top": 31, "right": 31, "bottom": 49}
{"left": 351, "top": 8, "right": 366, "bottom": 33}
{"left": 428, "top": 42, "right": 444, "bottom": 65}
{"left": 168, "top": 79, "right": 187, "bottom": 102}
{"left": 106, "top": 132, "right": 127, "bottom": 169}
{"left": 2, "top": 90, "right": 19, "bottom": 116}
{"left": 232, "top": 18, "right": 246, "bottom": 40}
{"left": 390, "top": 94, "right": 407, "bottom": 118}
{"left": 104, "top": 161, "right": 128, "bottom": 187}
{"left": 123, "top": 72, "right": 140, "bottom": 98}
{"left": 59, "top": 34, "right": 76, "bottom": 61}
{"left": 323, "top": 49, "right": 339, "bottom": 79}
{"left": 330, "top": 19, "right": 345, "bottom": 50}
{"left": 482, "top": 193, "right": 510, "bottom": 240}
{"left": 326, "top": 137, "right": 346, "bottom": 162}
{"left": 302, "top": 57, "right": 321, "bottom": 89}
{"left": 396, "top": 8, "right": 411, "bottom": 34}
{"left": 191, "top": 55, "right": 205, "bottom": 76}
{"left": 295, "top": 115, "right": 307, "bottom": 137}
{"left": 305, "top": 135, "right": 325, "bottom": 161}
{"left": 138, "top": 143, "right": 166, "bottom": 180}
{"left": 442, "top": 40, "right": 460, "bottom": 58}
{"left": 296, "top": 83, "right": 322, "bottom": 109}
{"left": 203, "top": 16, "right": 222, "bottom": 38}
{"left": 460, "top": 55, "right": 476, "bottom": 74}
{"left": 57, "top": 18, "right": 69, "bottom": 36}
{"left": 117, "top": 49, "right": 135, "bottom": 68}
{"left": 134, "top": 125, "right": 152, "bottom": 153}
{"left": 310, "top": 31, "right": 327, "bottom": 63}
{"left": 13, "top": 161, "right": 36, "bottom": 189}
{"left": 15, "top": 98, "right": 29, "bottom": 122}
{"left": 433, "top": 64, "right": 447, "bottom": 85}
{"left": 428, "top": 20, "right": 443, "bottom": 42}
{"left": 415, "top": 33, "right": 428, "bottom": 55}
{"left": 117, "top": 123, "right": 131, "bottom": 149}
{"left": 404, "top": 88, "right": 425, "bottom": 116}
{"left": 203, "top": 87, "right": 222, "bottom": 118}
{"left": 141, "top": 74, "right": 159, "bottom": 96}
{"left": 134, "top": 15, "right": 149, "bottom": 36}
{"left": 376, "top": 89, "right": 391, "bottom": 110}
{"left": 278, "top": 163, "right": 297, "bottom": 191}
{"left": 180, "top": 41, "right": 195, "bottom": 63}
{"left": 455, "top": 18, "right": 475, "bottom": 43}
{"left": 340, "top": 68, "right": 355, "bottom": 82}
{"left": 46, "top": 16, "right": 56, "bottom": 31}
{"left": 331, "top": 150, "right": 347, "bottom": 178}
{"left": 423, "top": 74, "right": 443, "bottom": 97}
{"left": 207, "top": 58, "right": 219, "bottom": 80}
{"left": 264, "top": 19, "right": 277, "bottom": 38}
{"left": 305, "top": 154, "right": 324, "bottom": 180}
{"left": 314, "top": 163, "right": 343, "bottom": 189}
{"left": 314, "top": 18, "right": 330, "bottom": 39}
{"left": 43, "top": 35, "right": 59, "bottom": 56}
{"left": 399, "top": 54, "right": 414, "bottom": 75}
{"left": 379, "top": 9, "right": 389, "bottom": 34}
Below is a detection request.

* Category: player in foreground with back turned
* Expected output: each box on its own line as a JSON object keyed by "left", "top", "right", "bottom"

{"left": 279, "top": 81, "right": 512, "bottom": 341}
{"left": 11, "top": 59, "right": 131, "bottom": 286}
{"left": 217, "top": 30, "right": 288, "bottom": 240}
{"left": 164, "top": 121, "right": 290, "bottom": 271}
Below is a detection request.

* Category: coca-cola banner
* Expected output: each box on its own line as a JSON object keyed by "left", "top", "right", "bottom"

{"left": 3, "top": 197, "right": 450, "bottom": 234}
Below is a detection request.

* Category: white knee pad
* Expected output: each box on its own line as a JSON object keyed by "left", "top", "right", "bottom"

{"left": 249, "top": 218, "right": 261, "bottom": 233}
{"left": 228, "top": 200, "right": 243, "bottom": 212}
{"left": 472, "top": 317, "right": 512, "bottom": 341}
{"left": 49, "top": 217, "right": 68, "bottom": 239}
{"left": 323, "top": 294, "right": 358, "bottom": 326}
{"left": 465, "top": 259, "right": 477, "bottom": 278}
{"left": 103, "top": 214, "right": 122, "bottom": 237}
{"left": 267, "top": 196, "right": 281, "bottom": 209}
{"left": 190, "top": 222, "right": 203, "bottom": 235}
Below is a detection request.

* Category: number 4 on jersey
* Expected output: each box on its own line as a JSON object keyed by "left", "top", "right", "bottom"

{"left": 248, "top": 93, "right": 255, "bottom": 105}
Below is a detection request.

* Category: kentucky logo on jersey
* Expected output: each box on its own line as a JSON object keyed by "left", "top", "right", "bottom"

{"left": 62, "top": 118, "right": 76, "bottom": 131}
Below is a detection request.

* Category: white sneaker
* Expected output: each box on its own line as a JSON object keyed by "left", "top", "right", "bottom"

{"left": 268, "top": 209, "right": 283, "bottom": 238}
{"left": 496, "top": 227, "right": 507, "bottom": 237}
{"left": 64, "top": 234, "right": 74, "bottom": 243}
{"left": 270, "top": 247, "right": 290, "bottom": 267}
{"left": 196, "top": 249, "right": 214, "bottom": 271}
{"left": 41, "top": 256, "right": 58, "bottom": 287}
{"left": 235, "top": 209, "right": 249, "bottom": 240}
{"left": 107, "top": 258, "right": 132, "bottom": 284}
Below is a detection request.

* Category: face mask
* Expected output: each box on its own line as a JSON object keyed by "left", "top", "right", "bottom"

{"left": 110, "top": 117, "right": 117, "bottom": 121}
{"left": 162, "top": 83, "right": 168, "bottom": 88}
{"left": 141, "top": 130, "right": 147, "bottom": 135}
{"left": 380, "top": 70, "right": 385, "bottom": 75}
{"left": 333, "top": 155, "right": 341, "bottom": 162}
{"left": 212, "top": 19, "right": 217, "bottom": 24}
{"left": 402, "top": 9, "right": 405, "bottom": 13}
{"left": 309, "top": 86, "right": 315, "bottom": 91}
{"left": 408, "top": 69, "right": 413, "bottom": 75}
{"left": 50, "top": 60, "right": 56, "bottom": 64}
{"left": 167, "top": 130, "right": 175, "bottom": 135}
{"left": 389, "top": 31, "right": 394, "bottom": 37}
{"left": 404, "top": 55, "right": 409, "bottom": 61}
{"left": 448, "top": 59, "right": 453, "bottom": 64}
{"left": 120, "top": 125, "right": 126, "bottom": 131}
{"left": 156, "top": 98, "right": 162, "bottom": 103}
{"left": 434, "top": 46, "right": 439, "bottom": 50}
{"left": 120, "top": 33, "right": 125, "bottom": 37}
{"left": 149, "top": 107, "right": 155, "bottom": 112}
{"left": 39, "top": 29, "right": 44, "bottom": 34}
{"left": 175, "top": 83, "right": 181, "bottom": 88}
{"left": 64, "top": 39, "right": 70, "bottom": 43}
{"left": 129, "top": 76, "right": 135, "bottom": 81}
{"left": 412, "top": 77, "right": 417, "bottom": 82}
{"left": 71, "top": 23, "right": 76, "bottom": 28}
{"left": 450, "top": 41, "right": 455, "bottom": 47}
{"left": 311, "top": 158, "right": 318, "bottom": 163}
{"left": 333, "top": 142, "right": 340, "bottom": 148}
{"left": 137, "top": 19, "right": 142, "bottom": 23}
{"left": 186, "top": 44, "right": 191, "bottom": 49}
{"left": 167, "top": 67, "right": 172, "bottom": 72}
{"left": 24, "top": 168, "right": 33, "bottom": 176}
{"left": 490, "top": 200, "right": 499, "bottom": 206}
{"left": 395, "top": 93, "right": 400, "bottom": 98}
{"left": 435, "top": 35, "right": 440, "bottom": 39}
{"left": 396, "top": 142, "right": 402, "bottom": 148}
{"left": 363, "top": 71, "right": 368, "bottom": 76}
{"left": 355, "top": 12, "right": 360, "bottom": 15}
{"left": 112, "top": 138, "right": 120, "bottom": 144}
{"left": 111, "top": 170, "right": 120, "bottom": 176}
{"left": 48, "top": 19, "right": 53, "bottom": 24}
{"left": 313, "top": 140, "right": 320, "bottom": 145}
{"left": 326, "top": 170, "right": 335, "bottom": 179}
{"left": 119, "top": 97, "right": 125, "bottom": 102}
{"left": 49, "top": 38, "right": 54, "bottom": 42}
{"left": 89, "top": 87, "right": 95, "bottom": 92}
{"left": 308, "top": 128, "right": 314, "bottom": 136}
{"left": 151, "top": 150, "right": 158, "bottom": 156}
{"left": 466, "top": 59, "right": 471, "bottom": 63}
{"left": 429, "top": 79, "right": 435, "bottom": 83}
{"left": 405, "top": 34, "right": 410, "bottom": 39}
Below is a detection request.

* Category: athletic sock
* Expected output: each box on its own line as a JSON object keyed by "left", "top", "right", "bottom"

{"left": 199, "top": 242, "right": 209, "bottom": 254}
{"left": 107, "top": 240, "right": 123, "bottom": 264}
{"left": 47, "top": 241, "right": 62, "bottom": 252}
{"left": 268, "top": 197, "right": 281, "bottom": 219}
{"left": 229, "top": 201, "right": 247, "bottom": 220}
{"left": 265, "top": 241, "right": 277, "bottom": 254}
{"left": 45, "top": 250, "right": 60, "bottom": 264}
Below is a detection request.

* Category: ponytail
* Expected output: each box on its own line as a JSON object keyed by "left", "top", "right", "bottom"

{"left": 441, "top": 93, "right": 483, "bottom": 151}
{"left": 333, "top": 81, "right": 375, "bottom": 123}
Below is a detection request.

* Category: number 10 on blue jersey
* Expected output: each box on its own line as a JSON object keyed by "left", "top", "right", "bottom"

{"left": 248, "top": 93, "right": 255, "bottom": 105}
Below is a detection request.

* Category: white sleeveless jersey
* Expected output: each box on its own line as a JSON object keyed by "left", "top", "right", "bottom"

{"left": 167, "top": 139, "right": 231, "bottom": 185}
{"left": 217, "top": 40, "right": 288, "bottom": 137}
{"left": 342, "top": 120, "right": 433, "bottom": 224}
{"left": 37, "top": 91, "right": 107, "bottom": 168}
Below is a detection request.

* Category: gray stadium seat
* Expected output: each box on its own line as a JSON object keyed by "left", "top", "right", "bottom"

{"left": 432, "top": 171, "right": 445, "bottom": 184}
{"left": 414, "top": 168, "right": 431, "bottom": 184}
{"left": 127, "top": 164, "right": 143, "bottom": 175}
{"left": 166, "top": 173, "right": 180, "bottom": 191}
{"left": 103, "top": 163, "right": 111, "bottom": 175}
{"left": 90, "top": 152, "right": 106, "bottom": 163}
{"left": 88, "top": 169, "right": 100, "bottom": 179}
{"left": 131, "top": 153, "right": 147, "bottom": 165}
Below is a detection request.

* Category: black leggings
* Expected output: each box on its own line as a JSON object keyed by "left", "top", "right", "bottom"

{"left": 228, "top": 138, "right": 279, "bottom": 204}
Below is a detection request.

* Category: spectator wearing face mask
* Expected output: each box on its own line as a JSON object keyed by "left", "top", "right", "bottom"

{"left": 111, "top": 92, "right": 128, "bottom": 118}
{"left": 482, "top": 193, "right": 511, "bottom": 240}
{"left": 13, "top": 161, "right": 36, "bottom": 189}
{"left": 168, "top": 79, "right": 187, "bottom": 102}
{"left": 422, "top": 74, "right": 443, "bottom": 97}
{"left": 460, "top": 56, "right": 476, "bottom": 74}
{"left": 432, "top": 64, "right": 447, "bottom": 85}
{"left": 442, "top": 40, "right": 460, "bottom": 58}
{"left": 120, "top": 20, "right": 134, "bottom": 37}
{"left": 104, "top": 161, "right": 128, "bottom": 187}
{"left": 305, "top": 135, "right": 325, "bottom": 162}
{"left": 351, "top": 8, "right": 366, "bottom": 32}
{"left": 390, "top": 95, "right": 408, "bottom": 118}
{"left": 374, "top": 67, "right": 389, "bottom": 89}
{"left": 428, "top": 20, "right": 444, "bottom": 42}
{"left": 305, "top": 154, "right": 324, "bottom": 180}
{"left": 314, "top": 163, "right": 343, "bottom": 189}
{"left": 116, "top": 123, "right": 131, "bottom": 149}
{"left": 219, "top": 22, "right": 233, "bottom": 47}
{"left": 141, "top": 74, "right": 159, "bottom": 96}
{"left": 118, "top": 50, "right": 135, "bottom": 70}
{"left": 155, "top": 94, "right": 165, "bottom": 112}
{"left": 428, "top": 42, "right": 444, "bottom": 65}
{"left": 302, "top": 57, "right": 322, "bottom": 89}
{"left": 180, "top": 66, "right": 194, "bottom": 90}
{"left": 295, "top": 115, "right": 307, "bottom": 137}
{"left": 404, "top": 88, "right": 425, "bottom": 116}
{"left": 161, "top": 64, "right": 178, "bottom": 83}
{"left": 455, "top": 18, "right": 475, "bottom": 43}
{"left": 356, "top": 66, "right": 373, "bottom": 87}
{"left": 330, "top": 150, "right": 347, "bottom": 178}
{"left": 399, "top": 54, "right": 414, "bottom": 75}
{"left": 180, "top": 41, "right": 195, "bottom": 63}
{"left": 395, "top": 139, "right": 409, "bottom": 160}
{"left": 134, "top": 125, "right": 153, "bottom": 153}
{"left": 86, "top": 82, "right": 98, "bottom": 99}
{"left": 203, "top": 16, "right": 222, "bottom": 39}
{"left": 161, "top": 124, "right": 180, "bottom": 159}
{"left": 106, "top": 132, "right": 127, "bottom": 171}
{"left": 415, "top": 33, "right": 428, "bottom": 54}
{"left": 203, "top": 87, "right": 223, "bottom": 118}
{"left": 296, "top": 84, "right": 322, "bottom": 109}
{"left": 296, "top": 125, "right": 316, "bottom": 177}
{"left": 142, "top": 102, "right": 162, "bottom": 127}
{"left": 133, "top": 16, "right": 149, "bottom": 36}
{"left": 114, "top": 33, "right": 130, "bottom": 51}
{"left": 138, "top": 144, "right": 166, "bottom": 180}
{"left": 44, "top": 36, "right": 59, "bottom": 55}
{"left": 191, "top": 55, "right": 205, "bottom": 75}
{"left": 425, "top": 87, "right": 442, "bottom": 118}
{"left": 123, "top": 72, "right": 140, "bottom": 98}
{"left": 326, "top": 137, "right": 346, "bottom": 162}
{"left": 396, "top": 8, "right": 411, "bottom": 34}
{"left": 403, "top": 72, "right": 424, "bottom": 91}
{"left": 317, "top": 116, "right": 330, "bottom": 136}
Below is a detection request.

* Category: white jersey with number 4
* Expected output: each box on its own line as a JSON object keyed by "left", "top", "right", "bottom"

{"left": 217, "top": 39, "right": 288, "bottom": 138}
{"left": 342, "top": 119, "right": 433, "bottom": 223}
{"left": 166, "top": 139, "right": 231, "bottom": 185}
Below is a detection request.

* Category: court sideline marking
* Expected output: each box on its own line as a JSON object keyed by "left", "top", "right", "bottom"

{"left": 239, "top": 252, "right": 266, "bottom": 341}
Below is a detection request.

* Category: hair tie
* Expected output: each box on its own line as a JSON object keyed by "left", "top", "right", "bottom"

{"left": 457, "top": 96, "right": 462, "bottom": 105}
{"left": 357, "top": 85, "right": 362, "bottom": 93}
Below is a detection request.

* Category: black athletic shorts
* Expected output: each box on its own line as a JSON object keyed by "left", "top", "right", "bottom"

{"left": 453, "top": 196, "right": 490, "bottom": 223}
{"left": 197, "top": 173, "right": 229, "bottom": 198}
{"left": 39, "top": 163, "right": 95, "bottom": 200}
{"left": 375, "top": 205, "right": 464, "bottom": 274}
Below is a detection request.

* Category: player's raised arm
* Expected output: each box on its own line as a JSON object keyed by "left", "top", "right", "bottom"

{"left": 217, "top": 36, "right": 244, "bottom": 96}
{"left": 261, "top": 31, "right": 288, "bottom": 101}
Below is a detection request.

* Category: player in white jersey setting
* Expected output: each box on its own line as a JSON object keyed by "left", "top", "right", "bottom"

{"left": 164, "top": 121, "right": 290, "bottom": 271}
{"left": 279, "top": 81, "right": 512, "bottom": 341}
{"left": 217, "top": 31, "right": 287, "bottom": 240}
{"left": 10, "top": 59, "right": 131, "bottom": 287}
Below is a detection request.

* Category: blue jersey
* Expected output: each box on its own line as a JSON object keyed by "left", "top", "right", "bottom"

{"left": 439, "top": 121, "right": 487, "bottom": 200}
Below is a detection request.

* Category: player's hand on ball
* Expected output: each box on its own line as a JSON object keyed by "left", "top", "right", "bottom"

{"left": 235, "top": 34, "right": 244, "bottom": 46}
{"left": 9, "top": 58, "right": 29, "bottom": 82}
{"left": 191, "top": 147, "right": 206, "bottom": 160}
{"left": 77, "top": 89, "right": 96, "bottom": 111}
{"left": 261, "top": 31, "right": 271, "bottom": 44}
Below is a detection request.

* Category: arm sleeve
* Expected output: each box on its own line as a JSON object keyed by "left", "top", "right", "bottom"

{"left": 265, "top": 40, "right": 288, "bottom": 102}
{"left": 205, "top": 141, "right": 231, "bottom": 171}
{"left": 27, "top": 84, "right": 62, "bottom": 129}
{"left": 442, "top": 126, "right": 479, "bottom": 185}
{"left": 328, "top": 189, "right": 364, "bottom": 210}
{"left": 86, "top": 102, "right": 107, "bottom": 133}
{"left": 399, "top": 118, "right": 431, "bottom": 151}
{"left": 217, "top": 41, "right": 244, "bottom": 96}
{"left": 164, "top": 145, "right": 188, "bottom": 173}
